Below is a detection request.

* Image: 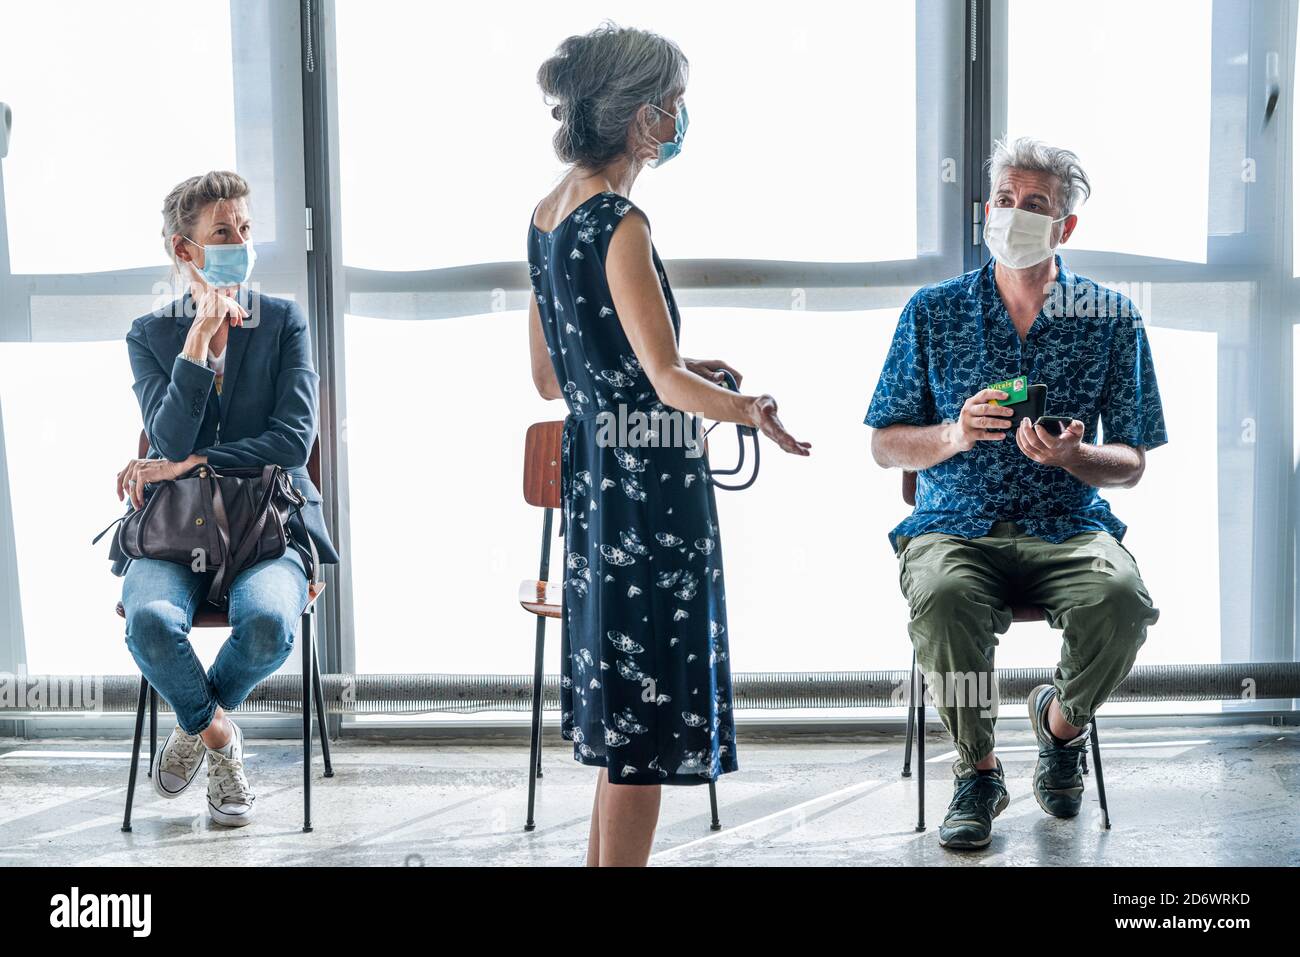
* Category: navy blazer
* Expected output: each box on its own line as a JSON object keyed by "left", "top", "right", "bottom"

{"left": 110, "top": 288, "right": 340, "bottom": 575}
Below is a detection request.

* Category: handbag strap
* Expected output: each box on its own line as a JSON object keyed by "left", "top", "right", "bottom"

{"left": 289, "top": 504, "right": 320, "bottom": 593}
{"left": 205, "top": 466, "right": 307, "bottom": 607}
{"left": 208, "top": 472, "right": 232, "bottom": 562}
{"left": 281, "top": 467, "right": 320, "bottom": 591}
{"left": 92, "top": 512, "right": 126, "bottom": 545}
{"left": 203, "top": 470, "right": 236, "bottom": 606}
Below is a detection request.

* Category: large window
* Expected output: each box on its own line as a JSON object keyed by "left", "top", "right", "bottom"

{"left": 331, "top": 0, "right": 1294, "bottom": 694}
{"left": 997, "top": 0, "right": 1287, "bottom": 668}
{"left": 0, "top": 1, "right": 309, "bottom": 682}
{"left": 335, "top": 1, "right": 960, "bottom": 679}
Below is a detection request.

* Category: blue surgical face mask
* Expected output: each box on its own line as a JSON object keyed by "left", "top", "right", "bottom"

{"left": 647, "top": 101, "right": 688, "bottom": 168}
{"left": 183, "top": 236, "right": 256, "bottom": 287}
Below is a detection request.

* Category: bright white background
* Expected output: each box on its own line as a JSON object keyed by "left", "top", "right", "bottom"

{"left": 0, "top": 1, "right": 237, "bottom": 275}
{"left": 335, "top": 0, "right": 917, "bottom": 268}
{"left": 1007, "top": 0, "right": 1212, "bottom": 263}
{"left": 343, "top": 303, "right": 1216, "bottom": 678}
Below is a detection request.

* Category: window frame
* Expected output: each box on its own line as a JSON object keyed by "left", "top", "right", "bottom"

{"left": 318, "top": 0, "right": 967, "bottom": 704}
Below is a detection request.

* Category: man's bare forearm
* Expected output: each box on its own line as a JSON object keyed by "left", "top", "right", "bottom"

{"left": 871, "top": 423, "right": 966, "bottom": 471}
{"left": 873, "top": 419, "right": 1144, "bottom": 489}
{"left": 1061, "top": 441, "right": 1145, "bottom": 488}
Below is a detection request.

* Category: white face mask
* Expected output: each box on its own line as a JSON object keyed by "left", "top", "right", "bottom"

{"left": 983, "top": 206, "right": 1068, "bottom": 269}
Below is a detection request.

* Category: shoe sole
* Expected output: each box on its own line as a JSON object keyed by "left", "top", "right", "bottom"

{"left": 207, "top": 802, "right": 255, "bottom": 828}
{"left": 1028, "top": 683, "right": 1084, "bottom": 819}
{"left": 151, "top": 735, "right": 206, "bottom": 800}
{"left": 938, "top": 790, "right": 1010, "bottom": 849}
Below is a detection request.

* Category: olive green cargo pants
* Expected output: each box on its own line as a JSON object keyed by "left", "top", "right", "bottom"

{"left": 896, "top": 521, "right": 1159, "bottom": 768}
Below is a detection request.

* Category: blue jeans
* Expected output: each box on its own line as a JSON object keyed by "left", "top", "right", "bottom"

{"left": 122, "top": 549, "right": 308, "bottom": 734}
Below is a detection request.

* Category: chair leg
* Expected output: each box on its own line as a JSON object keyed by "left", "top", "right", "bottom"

{"left": 122, "top": 677, "right": 149, "bottom": 833}
{"left": 1089, "top": 719, "right": 1110, "bottom": 830}
{"left": 525, "top": 612, "right": 545, "bottom": 832}
{"left": 915, "top": 666, "right": 926, "bottom": 833}
{"left": 525, "top": 506, "right": 554, "bottom": 833}
{"left": 902, "top": 648, "right": 916, "bottom": 778}
{"left": 301, "top": 609, "right": 314, "bottom": 833}
{"left": 147, "top": 687, "right": 158, "bottom": 779}
{"left": 312, "top": 646, "right": 333, "bottom": 778}
{"left": 708, "top": 780, "right": 722, "bottom": 831}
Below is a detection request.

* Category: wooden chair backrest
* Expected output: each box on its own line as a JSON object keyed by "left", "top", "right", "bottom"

{"left": 523, "top": 421, "right": 564, "bottom": 509}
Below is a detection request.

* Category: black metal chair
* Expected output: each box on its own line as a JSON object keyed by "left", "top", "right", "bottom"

{"left": 118, "top": 432, "right": 334, "bottom": 834}
{"left": 898, "top": 470, "right": 1110, "bottom": 832}
{"left": 518, "top": 421, "right": 722, "bottom": 832}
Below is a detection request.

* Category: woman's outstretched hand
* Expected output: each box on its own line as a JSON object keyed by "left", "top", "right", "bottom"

{"left": 749, "top": 395, "right": 811, "bottom": 456}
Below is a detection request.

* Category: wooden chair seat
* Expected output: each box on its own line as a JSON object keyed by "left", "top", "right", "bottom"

{"left": 518, "top": 579, "right": 561, "bottom": 619}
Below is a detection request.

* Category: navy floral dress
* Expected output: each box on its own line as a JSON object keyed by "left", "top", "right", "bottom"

{"left": 527, "top": 191, "right": 737, "bottom": 785}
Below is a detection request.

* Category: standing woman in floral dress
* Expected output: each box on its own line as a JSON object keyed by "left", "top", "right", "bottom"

{"left": 526, "top": 22, "right": 811, "bottom": 866}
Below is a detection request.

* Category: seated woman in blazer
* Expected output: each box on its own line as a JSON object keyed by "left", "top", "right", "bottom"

{"left": 114, "top": 170, "right": 338, "bottom": 828}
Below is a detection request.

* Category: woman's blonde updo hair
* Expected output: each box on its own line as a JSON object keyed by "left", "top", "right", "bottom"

{"left": 160, "top": 170, "right": 250, "bottom": 273}
{"left": 537, "top": 21, "right": 688, "bottom": 169}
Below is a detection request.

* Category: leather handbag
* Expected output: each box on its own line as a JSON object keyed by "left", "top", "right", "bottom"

{"left": 94, "top": 462, "right": 318, "bottom": 607}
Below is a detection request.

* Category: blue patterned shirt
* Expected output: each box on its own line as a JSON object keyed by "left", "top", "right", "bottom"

{"left": 865, "top": 256, "right": 1168, "bottom": 551}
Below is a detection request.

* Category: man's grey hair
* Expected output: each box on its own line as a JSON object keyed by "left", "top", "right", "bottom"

{"left": 538, "top": 21, "right": 688, "bottom": 168}
{"left": 988, "top": 137, "right": 1091, "bottom": 216}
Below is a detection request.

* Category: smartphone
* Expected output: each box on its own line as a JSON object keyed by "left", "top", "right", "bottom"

{"left": 1035, "top": 415, "right": 1073, "bottom": 436}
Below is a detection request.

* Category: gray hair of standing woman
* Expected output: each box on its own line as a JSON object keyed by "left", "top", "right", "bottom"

{"left": 537, "top": 22, "right": 689, "bottom": 168}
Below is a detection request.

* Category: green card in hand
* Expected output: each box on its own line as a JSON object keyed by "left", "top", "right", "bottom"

{"left": 987, "top": 376, "right": 1028, "bottom": 405}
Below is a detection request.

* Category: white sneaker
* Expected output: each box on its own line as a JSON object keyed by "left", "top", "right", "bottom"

{"left": 206, "top": 720, "right": 255, "bottom": 827}
{"left": 152, "top": 725, "right": 207, "bottom": 799}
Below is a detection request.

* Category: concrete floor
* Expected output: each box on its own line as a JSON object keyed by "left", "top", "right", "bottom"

{"left": 0, "top": 723, "right": 1296, "bottom": 866}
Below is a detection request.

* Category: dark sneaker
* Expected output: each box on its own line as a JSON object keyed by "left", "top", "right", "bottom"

{"left": 938, "top": 758, "right": 1009, "bottom": 850}
{"left": 1027, "top": 684, "right": 1088, "bottom": 818}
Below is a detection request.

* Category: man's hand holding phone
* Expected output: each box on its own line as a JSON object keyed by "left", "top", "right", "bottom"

{"left": 1016, "top": 416, "right": 1085, "bottom": 467}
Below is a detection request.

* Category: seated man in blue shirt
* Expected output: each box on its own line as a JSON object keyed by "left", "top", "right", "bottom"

{"left": 866, "top": 137, "right": 1166, "bottom": 850}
